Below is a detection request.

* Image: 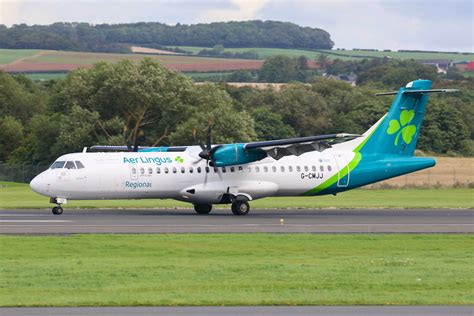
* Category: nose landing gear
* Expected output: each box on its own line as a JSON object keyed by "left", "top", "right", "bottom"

{"left": 52, "top": 206, "right": 63, "bottom": 215}
{"left": 50, "top": 197, "right": 67, "bottom": 215}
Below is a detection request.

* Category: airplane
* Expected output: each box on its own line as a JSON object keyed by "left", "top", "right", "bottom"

{"left": 30, "top": 79, "right": 457, "bottom": 216}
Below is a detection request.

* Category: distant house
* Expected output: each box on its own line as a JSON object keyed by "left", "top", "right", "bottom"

{"left": 454, "top": 61, "right": 474, "bottom": 72}
{"left": 323, "top": 73, "right": 358, "bottom": 86}
{"left": 419, "top": 59, "right": 453, "bottom": 74}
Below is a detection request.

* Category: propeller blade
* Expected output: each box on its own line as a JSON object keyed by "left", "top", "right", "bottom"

{"left": 206, "top": 125, "right": 212, "bottom": 151}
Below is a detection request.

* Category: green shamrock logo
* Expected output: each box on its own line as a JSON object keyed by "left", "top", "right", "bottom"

{"left": 174, "top": 156, "right": 184, "bottom": 164}
{"left": 387, "top": 110, "right": 417, "bottom": 145}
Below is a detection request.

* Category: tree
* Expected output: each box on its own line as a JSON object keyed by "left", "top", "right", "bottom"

{"left": 0, "top": 116, "right": 24, "bottom": 163}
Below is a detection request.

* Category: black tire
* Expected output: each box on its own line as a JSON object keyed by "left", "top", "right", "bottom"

{"left": 231, "top": 201, "right": 250, "bottom": 216}
{"left": 194, "top": 204, "right": 212, "bottom": 215}
{"left": 52, "top": 206, "right": 63, "bottom": 215}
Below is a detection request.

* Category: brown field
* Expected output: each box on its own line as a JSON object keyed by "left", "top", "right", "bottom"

{"left": 369, "top": 157, "right": 473, "bottom": 188}
{"left": 0, "top": 49, "right": 264, "bottom": 73}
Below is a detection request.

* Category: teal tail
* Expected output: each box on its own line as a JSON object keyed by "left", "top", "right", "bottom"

{"left": 360, "top": 79, "right": 432, "bottom": 156}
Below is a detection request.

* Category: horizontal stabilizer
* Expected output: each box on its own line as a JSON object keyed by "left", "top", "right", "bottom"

{"left": 375, "top": 89, "right": 459, "bottom": 96}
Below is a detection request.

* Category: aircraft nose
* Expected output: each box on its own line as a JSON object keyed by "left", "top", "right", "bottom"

{"left": 30, "top": 174, "right": 48, "bottom": 196}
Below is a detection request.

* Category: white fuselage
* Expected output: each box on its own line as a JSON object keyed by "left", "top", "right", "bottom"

{"left": 30, "top": 146, "right": 354, "bottom": 204}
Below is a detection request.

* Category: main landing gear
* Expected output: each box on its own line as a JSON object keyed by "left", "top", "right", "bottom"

{"left": 193, "top": 200, "right": 251, "bottom": 216}
{"left": 231, "top": 200, "right": 250, "bottom": 216}
{"left": 50, "top": 197, "right": 66, "bottom": 215}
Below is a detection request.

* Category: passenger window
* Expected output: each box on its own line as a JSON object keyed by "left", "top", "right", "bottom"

{"left": 157, "top": 167, "right": 161, "bottom": 174}
{"left": 172, "top": 167, "right": 177, "bottom": 174}
{"left": 296, "top": 166, "right": 301, "bottom": 172}
{"left": 238, "top": 166, "right": 243, "bottom": 171}
{"left": 75, "top": 161, "right": 85, "bottom": 169}
{"left": 140, "top": 167, "right": 145, "bottom": 175}
{"left": 164, "top": 167, "right": 169, "bottom": 174}
{"left": 272, "top": 166, "right": 277, "bottom": 172}
{"left": 320, "top": 165, "right": 324, "bottom": 172}
{"left": 281, "top": 166, "right": 285, "bottom": 172}
{"left": 289, "top": 166, "right": 293, "bottom": 172}
{"left": 328, "top": 165, "right": 332, "bottom": 172}
{"left": 304, "top": 166, "right": 308, "bottom": 172}
{"left": 255, "top": 166, "right": 260, "bottom": 172}
{"left": 214, "top": 167, "right": 218, "bottom": 173}
{"left": 65, "top": 161, "right": 76, "bottom": 169}
{"left": 132, "top": 167, "right": 137, "bottom": 174}
{"left": 222, "top": 167, "right": 226, "bottom": 173}
{"left": 148, "top": 167, "right": 153, "bottom": 174}
{"left": 205, "top": 167, "right": 210, "bottom": 173}
{"left": 246, "top": 166, "right": 251, "bottom": 172}
{"left": 312, "top": 165, "right": 316, "bottom": 172}
{"left": 197, "top": 167, "right": 201, "bottom": 173}
{"left": 50, "top": 161, "right": 65, "bottom": 169}
{"left": 181, "top": 167, "right": 185, "bottom": 173}
{"left": 189, "top": 167, "right": 193, "bottom": 173}
{"left": 263, "top": 166, "right": 268, "bottom": 172}
{"left": 230, "top": 167, "right": 235, "bottom": 172}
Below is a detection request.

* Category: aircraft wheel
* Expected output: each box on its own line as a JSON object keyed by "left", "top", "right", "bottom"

{"left": 194, "top": 204, "right": 212, "bottom": 215}
{"left": 52, "top": 206, "right": 63, "bottom": 215}
{"left": 231, "top": 201, "right": 250, "bottom": 216}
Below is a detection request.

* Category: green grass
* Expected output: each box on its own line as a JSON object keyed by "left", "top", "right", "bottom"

{"left": 0, "top": 181, "right": 472, "bottom": 209}
{"left": 0, "top": 49, "right": 42, "bottom": 65}
{"left": 173, "top": 46, "right": 474, "bottom": 62}
{"left": 0, "top": 234, "right": 472, "bottom": 306}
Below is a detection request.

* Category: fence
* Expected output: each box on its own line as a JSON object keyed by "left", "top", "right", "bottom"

{"left": 0, "top": 157, "right": 472, "bottom": 187}
{"left": 0, "top": 163, "right": 50, "bottom": 183}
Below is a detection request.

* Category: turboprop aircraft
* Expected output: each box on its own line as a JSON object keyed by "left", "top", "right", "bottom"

{"left": 30, "top": 80, "right": 456, "bottom": 215}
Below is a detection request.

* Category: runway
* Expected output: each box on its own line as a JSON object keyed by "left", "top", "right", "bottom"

{"left": 0, "top": 306, "right": 472, "bottom": 316}
{"left": 1, "top": 208, "right": 473, "bottom": 234}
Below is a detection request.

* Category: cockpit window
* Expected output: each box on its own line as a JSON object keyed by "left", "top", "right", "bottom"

{"left": 75, "top": 161, "right": 85, "bottom": 169}
{"left": 50, "top": 161, "right": 65, "bottom": 169}
{"left": 65, "top": 161, "right": 76, "bottom": 169}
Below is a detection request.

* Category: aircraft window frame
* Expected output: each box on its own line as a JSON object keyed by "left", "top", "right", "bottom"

{"left": 181, "top": 167, "right": 185, "bottom": 173}
{"left": 238, "top": 166, "right": 243, "bottom": 171}
{"left": 50, "top": 161, "right": 65, "bottom": 169}
{"left": 328, "top": 165, "right": 332, "bottom": 172}
{"left": 320, "top": 165, "right": 324, "bottom": 172}
{"left": 246, "top": 166, "right": 251, "bottom": 172}
{"left": 296, "top": 166, "right": 301, "bottom": 172}
{"left": 288, "top": 166, "right": 293, "bottom": 172}
{"left": 164, "top": 167, "right": 169, "bottom": 174}
{"left": 75, "top": 161, "right": 85, "bottom": 169}
{"left": 222, "top": 167, "right": 226, "bottom": 173}
{"left": 65, "top": 161, "right": 76, "bottom": 169}
{"left": 172, "top": 167, "right": 177, "bottom": 174}
{"left": 156, "top": 167, "right": 161, "bottom": 174}
{"left": 272, "top": 166, "right": 277, "bottom": 172}
{"left": 197, "top": 167, "right": 201, "bottom": 173}
{"left": 312, "top": 165, "right": 317, "bottom": 172}
{"left": 140, "top": 167, "right": 145, "bottom": 175}
{"left": 281, "top": 166, "right": 285, "bottom": 172}
{"left": 255, "top": 166, "right": 260, "bottom": 172}
{"left": 148, "top": 167, "right": 153, "bottom": 175}
{"left": 132, "top": 167, "right": 137, "bottom": 174}
{"left": 230, "top": 167, "right": 235, "bottom": 172}
{"left": 189, "top": 167, "right": 194, "bottom": 173}
{"left": 205, "top": 167, "right": 210, "bottom": 173}
{"left": 263, "top": 166, "right": 268, "bottom": 172}
{"left": 214, "top": 167, "right": 218, "bottom": 173}
{"left": 304, "top": 166, "right": 309, "bottom": 172}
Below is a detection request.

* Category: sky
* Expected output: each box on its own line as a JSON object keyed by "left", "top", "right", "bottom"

{"left": 0, "top": 0, "right": 472, "bottom": 52}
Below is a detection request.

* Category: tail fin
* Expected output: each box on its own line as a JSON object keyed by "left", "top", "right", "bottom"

{"left": 357, "top": 79, "right": 457, "bottom": 156}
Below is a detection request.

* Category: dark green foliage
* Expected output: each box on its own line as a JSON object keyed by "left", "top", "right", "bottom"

{"left": 259, "top": 55, "right": 309, "bottom": 83}
{"left": 0, "top": 21, "right": 334, "bottom": 53}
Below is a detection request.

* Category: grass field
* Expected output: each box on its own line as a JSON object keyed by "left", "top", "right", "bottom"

{"left": 23, "top": 72, "right": 67, "bottom": 80}
{"left": 0, "top": 49, "right": 42, "bottom": 65}
{"left": 0, "top": 234, "right": 472, "bottom": 306}
{"left": 173, "top": 46, "right": 474, "bottom": 62}
{"left": 0, "top": 181, "right": 472, "bottom": 209}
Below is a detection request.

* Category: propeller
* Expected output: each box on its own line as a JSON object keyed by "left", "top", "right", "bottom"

{"left": 197, "top": 125, "right": 221, "bottom": 166}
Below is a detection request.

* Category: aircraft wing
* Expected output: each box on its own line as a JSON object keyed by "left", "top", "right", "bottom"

{"left": 243, "top": 133, "right": 360, "bottom": 160}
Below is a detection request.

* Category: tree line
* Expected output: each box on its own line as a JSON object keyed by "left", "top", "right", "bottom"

{"left": 0, "top": 21, "right": 334, "bottom": 53}
{"left": 0, "top": 58, "right": 472, "bottom": 165}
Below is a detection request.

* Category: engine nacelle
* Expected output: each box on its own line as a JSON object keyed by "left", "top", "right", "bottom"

{"left": 212, "top": 144, "right": 266, "bottom": 167}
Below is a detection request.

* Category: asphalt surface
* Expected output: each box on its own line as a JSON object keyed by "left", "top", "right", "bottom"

{"left": 1, "top": 208, "right": 472, "bottom": 234}
{"left": 0, "top": 306, "right": 472, "bottom": 316}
